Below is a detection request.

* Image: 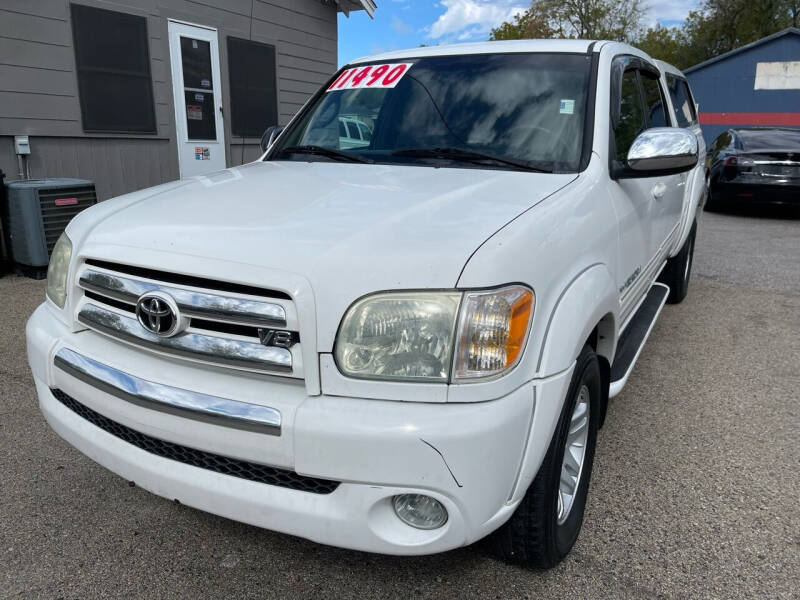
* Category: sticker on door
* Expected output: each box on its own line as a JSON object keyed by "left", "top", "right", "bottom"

{"left": 187, "top": 105, "right": 203, "bottom": 120}
{"left": 195, "top": 147, "right": 210, "bottom": 160}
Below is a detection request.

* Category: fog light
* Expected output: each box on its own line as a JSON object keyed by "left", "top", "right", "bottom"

{"left": 392, "top": 494, "right": 448, "bottom": 530}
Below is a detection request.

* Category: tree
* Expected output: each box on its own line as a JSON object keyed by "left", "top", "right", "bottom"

{"left": 492, "top": 0, "right": 800, "bottom": 70}
{"left": 490, "top": 0, "right": 645, "bottom": 43}
{"left": 638, "top": 0, "right": 800, "bottom": 69}
{"left": 489, "top": 9, "right": 552, "bottom": 40}
{"left": 636, "top": 25, "right": 687, "bottom": 67}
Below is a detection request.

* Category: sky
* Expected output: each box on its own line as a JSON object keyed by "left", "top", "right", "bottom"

{"left": 337, "top": 0, "right": 701, "bottom": 66}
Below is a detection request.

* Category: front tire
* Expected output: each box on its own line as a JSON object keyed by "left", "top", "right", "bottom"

{"left": 659, "top": 220, "right": 696, "bottom": 304}
{"left": 485, "top": 345, "right": 601, "bottom": 568}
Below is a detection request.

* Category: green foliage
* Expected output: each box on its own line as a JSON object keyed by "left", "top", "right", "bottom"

{"left": 636, "top": 0, "right": 800, "bottom": 68}
{"left": 490, "top": 0, "right": 644, "bottom": 43}
{"left": 670, "top": 0, "right": 800, "bottom": 68}
{"left": 489, "top": 10, "right": 547, "bottom": 41}
{"left": 491, "top": 0, "right": 800, "bottom": 70}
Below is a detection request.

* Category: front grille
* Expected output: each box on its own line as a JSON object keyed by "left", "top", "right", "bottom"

{"left": 51, "top": 389, "right": 339, "bottom": 494}
{"left": 38, "top": 186, "right": 97, "bottom": 254}
{"left": 76, "top": 263, "right": 300, "bottom": 376}
{"left": 84, "top": 259, "right": 291, "bottom": 300}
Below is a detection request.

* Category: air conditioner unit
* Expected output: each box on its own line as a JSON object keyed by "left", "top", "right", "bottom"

{"left": 2, "top": 178, "right": 97, "bottom": 276}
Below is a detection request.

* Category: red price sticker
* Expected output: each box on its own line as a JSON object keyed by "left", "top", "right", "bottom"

{"left": 327, "top": 63, "right": 413, "bottom": 92}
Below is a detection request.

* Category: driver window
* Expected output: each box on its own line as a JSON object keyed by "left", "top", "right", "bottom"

{"left": 613, "top": 69, "right": 646, "bottom": 161}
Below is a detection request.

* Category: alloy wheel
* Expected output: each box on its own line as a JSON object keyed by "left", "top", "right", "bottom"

{"left": 557, "top": 385, "right": 590, "bottom": 525}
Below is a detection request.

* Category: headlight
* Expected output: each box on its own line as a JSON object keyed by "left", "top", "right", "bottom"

{"left": 46, "top": 233, "right": 72, "bottom": 308}
{"left": 335, "top": 292, "right": 461, "bottom": 382}
{"left": 334, "top": 285, "right": 533, "bottom": 383}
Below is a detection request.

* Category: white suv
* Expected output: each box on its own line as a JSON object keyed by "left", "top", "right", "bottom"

{"left": 27, "top": 40, "right": 705, "bottom": 567}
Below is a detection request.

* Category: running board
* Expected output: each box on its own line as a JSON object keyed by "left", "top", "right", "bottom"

{"left": 609, "top": 282, "right": 670, "bottom": 398}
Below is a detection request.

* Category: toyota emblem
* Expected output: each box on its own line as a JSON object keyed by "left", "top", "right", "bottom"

{"left": 135, "top": 291, "right": 184, "bottom": 337}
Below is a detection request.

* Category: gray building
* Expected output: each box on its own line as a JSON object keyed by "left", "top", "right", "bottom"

{"left": 0, "top": 0, "right": 375, "bottom": 200}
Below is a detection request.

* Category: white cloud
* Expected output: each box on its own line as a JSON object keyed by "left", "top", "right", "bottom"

{"left": 422, "top": 0, "right": 702, "bottom": 43}
{"left": 427, "top": 0, "right": 527, "bottom": 40}
{"left": 645, "top": 0, "right": 702, "bottom": 26}
{"left": 391, "top": 15, "right": 414, "bottom": 35}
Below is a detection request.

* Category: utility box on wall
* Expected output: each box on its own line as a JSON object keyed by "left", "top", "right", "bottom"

{"left": 2, "top": 178, "right": 97, "bottom": 276}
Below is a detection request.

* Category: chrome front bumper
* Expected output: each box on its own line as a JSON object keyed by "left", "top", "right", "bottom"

{"left": 54, "top": 347, "right": 281, "bottom": 435}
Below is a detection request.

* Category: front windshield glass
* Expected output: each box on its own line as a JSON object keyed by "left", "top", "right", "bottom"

{"left": 269, "top": 53, "right": 593, "bottom": 172}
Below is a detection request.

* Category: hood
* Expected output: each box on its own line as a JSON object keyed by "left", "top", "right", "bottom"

{"left": 71, "top": 160, "right": 576, "bottom": 349}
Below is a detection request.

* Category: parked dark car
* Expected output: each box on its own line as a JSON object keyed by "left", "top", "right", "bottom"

{"left": 706, "top": 128, "right": 800, "bottom": 209}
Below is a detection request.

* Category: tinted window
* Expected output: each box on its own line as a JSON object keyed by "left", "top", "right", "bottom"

{"left": 614, "top": 70, "right": 646, "bottom": 161}
{"left": 70, "top": 4, "right": 155, "bottom": 133}
{"left": 641, "top": 75, "right": 667, "bottom": 127}
{"left": 736, "top": 128, "right": 800, "bottom": 151}
{"left": 710, "top": 131, "right": 732, "bottom": 155}
{"left": 272, "top": 53, "right": 593, "bottom": 171}
{"left": 666, "top": 75, "right": 697, "bottom": 128}
{"left": 227, "top": 37, "right": 278, "bottom": 137}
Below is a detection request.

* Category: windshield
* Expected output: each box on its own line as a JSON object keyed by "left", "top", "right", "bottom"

{"left": 269, "top": 53, "right": 593, "bottom": 172}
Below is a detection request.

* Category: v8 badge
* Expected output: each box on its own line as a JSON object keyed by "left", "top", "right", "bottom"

{"left": 258, "top": 328, "right": 299, "bottom": 349}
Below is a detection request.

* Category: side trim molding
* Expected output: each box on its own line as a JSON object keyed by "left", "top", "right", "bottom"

{"left": 53, "top": 348, "right": 282, "bottom": 436}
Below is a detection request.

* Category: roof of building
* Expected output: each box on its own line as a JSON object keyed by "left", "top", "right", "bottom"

{"left": 351, "top": 39, "right": 598, "bottom": 64}
{"left": 684, "top": 27, "right": 800, "bottom": 74}
{"left": 335, "top": 0, "right": 376, "bottom": 18}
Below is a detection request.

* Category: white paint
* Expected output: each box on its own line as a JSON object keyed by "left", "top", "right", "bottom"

{"left": 27, "top": 41, "right": 708, "bottom": 556}
{"left": 754, "top": 61, "right": 800, "bottom": 90}
{"left": 168, "top": 21, "right": 227, "bottom": 177}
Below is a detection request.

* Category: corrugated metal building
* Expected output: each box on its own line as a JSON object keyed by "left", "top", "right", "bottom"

{"left": 0, "top": 0, "right": 375, "bottom": 200}
{"left": 685, "top": 27, "right": 800, "bottom": 144}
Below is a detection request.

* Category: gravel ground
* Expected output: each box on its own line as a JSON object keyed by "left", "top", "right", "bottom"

{"left": 1, "top": 208, "right": 798, "bottom": 599}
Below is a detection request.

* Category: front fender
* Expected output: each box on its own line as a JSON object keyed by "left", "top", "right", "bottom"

{"left": 536, "top": 263, "right": 618, "bottom": 376}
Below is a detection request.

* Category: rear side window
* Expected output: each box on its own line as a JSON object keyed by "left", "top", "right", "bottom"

{"left": 358, "top": 122, "right": 372, "bottom": 141}
{"left": 641, "top": 75, "right": 667, "bottom": 127}
{"left": 666, "top": 75, "right": 697, "bottom": 127}
{"left": 614, "top": 70, "right": 646, "bottom": 160}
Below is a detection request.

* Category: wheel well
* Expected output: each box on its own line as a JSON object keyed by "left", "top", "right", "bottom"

{"left": 586, "top": 313, "right": 615, "bottom": 428}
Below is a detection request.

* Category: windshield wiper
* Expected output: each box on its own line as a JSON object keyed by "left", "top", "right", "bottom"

{"left": 280, "top": 145, "right": 373, "bottom": 164}
{"left": 392, "top": 147, "right": 551, "bottom": 173}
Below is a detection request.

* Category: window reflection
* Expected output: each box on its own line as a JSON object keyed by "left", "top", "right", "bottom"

{"left": 275, "top": 53, "right": 592, "bottom": 171}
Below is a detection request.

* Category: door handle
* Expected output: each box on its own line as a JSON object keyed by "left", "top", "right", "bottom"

{"left": 652, "top": 182, "right": 666, "bottom": 199}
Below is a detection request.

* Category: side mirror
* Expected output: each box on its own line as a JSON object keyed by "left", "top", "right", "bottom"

{"left": 617, "top": 127, "right": 698, "bottom": 178}
{"left": 260, "top": 125, "right": 284, "bottom": 153}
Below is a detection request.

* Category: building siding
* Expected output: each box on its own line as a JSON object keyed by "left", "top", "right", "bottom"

{"left": 685, "top": 31, "right": 800, "bottom": 145}
{"left": 0, "top": 0, "right": 340, "bottom": 200}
